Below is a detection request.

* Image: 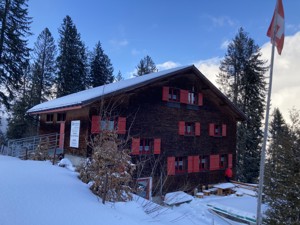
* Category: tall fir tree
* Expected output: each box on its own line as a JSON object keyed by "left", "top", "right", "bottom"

{"left": 30, "top": 28, "right": 57, "bottom": 105}
{"left": 6, "top": 66, "right": 37, "bottom": 139}
{"left": 264, "top": 109, "right": 300, "bottom": 224}
{"left": 0, "top": 0, "right": 31, "bottom": 109}
{"left": 56, "top": 15, "right": 88, "bottom": 97}
{"left": 135, "top": 55, "right": 157, "bottom": 76}
{"left": 217, "top": 28, "right": 268, "bottom": 183}
{"left": 89, "top": 41, "right": 114, "bottom": 87}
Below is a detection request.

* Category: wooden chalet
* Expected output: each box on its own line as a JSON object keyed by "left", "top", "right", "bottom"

{"left": 28, "top": 65, "right": 246, "bottom": 194}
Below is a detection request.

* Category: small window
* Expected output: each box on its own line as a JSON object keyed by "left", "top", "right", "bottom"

{"left": 139, "top": 139, "right": 153, "bottom": 154}
{"left": 175, "top": 156, "right": 187, "bottom": 174}
{"left": 214, "top": 124, "right": 222, "bottom": 136}
{"left": 188, "top": 92, "right": 198, "bottom": 105}
{"left": 169, "top": 88, "right": 180, "bottom": 102}
{"left": 100, "top": 118, "right": 117, "bottom": 131}
{"left": 46, "top": 114, "right": 54, "bottom": 123}
{"left": 200, "top": 155, "right": 209, "bottom": 170}
{"left": 185, "top": 122, "right": 195, "bottom": 135}
{"left": 220, "top": 154, "right": 228, "bottom": 168}
{"left": 57, "top": 113, "right": 66, "bottom": 122}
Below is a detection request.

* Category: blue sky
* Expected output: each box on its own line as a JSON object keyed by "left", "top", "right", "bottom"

{"left": 27, "top": 0, "right": 300, "bottom": 121}
{"left": 28, "top": 0, "right": 299, "bottom": 77}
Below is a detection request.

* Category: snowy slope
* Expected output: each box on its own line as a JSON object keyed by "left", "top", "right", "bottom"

{"left": 0, "top": 155, "right": 259, "bottom": 225}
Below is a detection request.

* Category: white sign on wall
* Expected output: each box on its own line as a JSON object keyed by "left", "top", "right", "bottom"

{"left": 70, "top": 120, "right": 80, "bottom": 148}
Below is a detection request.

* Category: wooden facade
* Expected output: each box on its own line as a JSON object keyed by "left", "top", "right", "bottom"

{"left": 29, "top": 65, "right": 245, "bottom": 194}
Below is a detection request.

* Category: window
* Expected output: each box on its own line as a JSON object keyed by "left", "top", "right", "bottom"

{"left": 188, "top": 92, "right": 197, "bottom": 105}
{"left": 169, "top": 88, "right": 180, "bottom": 102}
{"left": 185, "top": 122, "right": 195, "bottom": 135}
{"left": 57, "top": 113, "right": 66, "bottom": 122}
{"left": 220, "top": 154, "right": 228, "bottom": 168}
{"left": 209, "top": 123, "right": 227, "bottom": 137}
{"left": 132, "top": 138, "right": 161, "bottom": 155}
{"left": 200, "top": 156, "right": 209, "bottom": 170}
{"left": 179, "top": 121, "right": 200, "bottom": 136}
{"left": 101, "top": 119, "right": 117, "bottom": 131}
{"left": 175, "top": 157, "right": 187, "bottom": 174}
{"left": 139, "top": 139, "right": 153, "bottom": 154}
{"left": 46, "top": 114, "right": 53, "bottom": 123}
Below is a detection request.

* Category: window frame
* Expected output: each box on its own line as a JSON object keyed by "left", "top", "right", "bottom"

{"left": 188, "top": 91, "right": 198, "bottom": 105}
{"left": 168, "top": 88, "right": 180, "bottom": 102}
{"left": 46, "top": 114, "right": 54, "bottom": 123}
{"left": 57, "top": 113, "right": 66, "bottom": 122}
{"left": 175, "top": 156, "right": 187, "bottom": 174}
{"left": 139, "top": 138, "right": 153, "bottom": 155}
{"left": 220, "top": 154, "right": 228, "bottom": 169}
{"left": 200, "top": 155, "right": 209, "bottom": 171}
{"left": 185, "top": 122, "right": 195, "bottom": 135}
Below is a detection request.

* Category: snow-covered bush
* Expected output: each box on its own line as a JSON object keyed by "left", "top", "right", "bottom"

{"left": 79, "top": 131, "right": 135, "bottom": 204}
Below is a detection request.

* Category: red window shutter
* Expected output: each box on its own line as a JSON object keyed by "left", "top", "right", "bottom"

{"left": 209, "top": 123, "right": 215, "bottom": 136}
{"left": 178, "top": 121, "right": 185, "bottom": 135}
{"left": 188, "top": 156, "right": 194, "bottom": 173}
{"left": 180, "top": 90, "right": 188, "bottom": 104}
{"left": 222, "top": 124, "right": 227, "bottom": 136}
{"left": 117, "top": 117, "right": 126, "bottom": 134}
{"left": 193, "top": 156, "right": 199, "bottom": 173}
{"left": 167, "top": 157, "right": 175, "bottom": 175}
{"left": 162, "top": 86, "right": 169, "bottom": 101}
{"left": 198, "top": 93, "right": 203, "bottom": 106}
{"left": 210, "top": 154, "right": 220, "bottom": 170}
{"left": 131, "top": 138, "right": 140, "bottom": 155}
{"left": 91, "top": 116, "right": 100, "bottom": 134}
{"left": 228, "top": 153, "right": 233, "bottom": 168}
{"left": 153, "top": 138, "right": 161, "bottom": 154}
{"left": 195, "top": 122, "right": 201, "bottom": 136}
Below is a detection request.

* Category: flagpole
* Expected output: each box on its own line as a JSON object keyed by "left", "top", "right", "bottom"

{"left": 256, "top": 2, "right": 278, "bottom": 224}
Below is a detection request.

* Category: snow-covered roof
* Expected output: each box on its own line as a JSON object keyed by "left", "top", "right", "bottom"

{"left": 27, "top": 65, "right": 191, "bottom": 114}
{"left": 27, "top": 65, "right": 246, "bottom": 120}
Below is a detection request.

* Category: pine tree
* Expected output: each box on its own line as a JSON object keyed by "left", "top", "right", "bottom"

{"left": 114, "top": 70, "right": 123, "bottom": 82}
{"left": 217, "top": 28, "right": 268, "bottom": 183}
{"left": 0, "top": 0, "right": 31, "bottom": 109}
{"left": 264, "top": 109, "right": 300, "bottom": 224}
{"left": 89, "top": 41, "right": 114, "bottom": 87}
{"left": 56, "top": 15, "right": 88, "bottom": 97}
{"left": 31, "top": 28, "right": 57, "bottom": 105}
{"left": 135, "top": 55, "right": 157, "bottom": 76}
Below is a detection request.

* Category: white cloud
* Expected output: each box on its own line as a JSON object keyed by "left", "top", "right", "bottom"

{"left": 193, "top": 31, "right": 300, "bottom": 123}
{"left": 193, "top": 57, "right": 222, "bottom": 86}
{"left": 221, "top": 40, "right": 231, "bottom": 50}
{"left": 157, "top": 61, "right": 181, "bottom": 71}
{"left": 206, "top": 15, "right": 236, "bottom": 27}
{"left": 260, "top": 31, "right": 300, "bottom": 123}
{"left": 109, "top": 39, "right": 128, "bottom": 48}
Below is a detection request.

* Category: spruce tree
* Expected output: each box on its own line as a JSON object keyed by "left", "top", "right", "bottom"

{"left": 135, "top": 55, "right": 157, "bottom": 76}
{"left": 31, "top": 28, "right": 57, "bottom": 105}
{"left": 89, "top": 41, "right": 114, "bottom": 87}
{"left": 264, "top": 109, "right": 300, "bottom": 224}
{"left": 0, "top": 0, "right": 31, "bottom": 109}
{"left": 56, "top": 15, "right": 88, "bottom": 97}
{"left": 6, "top": 66, "right": 37, "bottom": 139}
{"left": 114, "top": 70, "right": 123, "bottom": 82}
{"left": 217, "top": 28, "right": 268, "bottom": 183}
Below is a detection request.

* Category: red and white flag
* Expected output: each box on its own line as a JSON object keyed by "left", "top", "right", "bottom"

{"left": 267, "top": 0, "right": 285, "bottom": 55}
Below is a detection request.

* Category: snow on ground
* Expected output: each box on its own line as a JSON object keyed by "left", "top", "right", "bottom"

{"left": 0, "top": 155, "right": 261, "bottom": 225}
